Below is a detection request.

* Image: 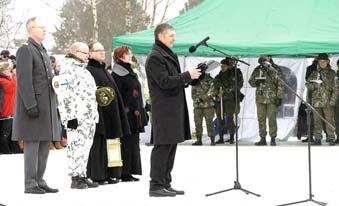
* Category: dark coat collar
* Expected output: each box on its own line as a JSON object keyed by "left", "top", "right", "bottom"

{"left": 153, "top": 40, "right": 180, "bottom": 70}
{"left": 28, "top": 37, "right": 46, "bottom": 51}
{"left": 88, "top": 58, "right": 106, "bottom": 68}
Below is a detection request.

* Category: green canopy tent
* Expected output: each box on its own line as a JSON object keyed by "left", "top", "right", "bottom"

{"left": 113, "top": 0, "right": 339, "bottom": 57}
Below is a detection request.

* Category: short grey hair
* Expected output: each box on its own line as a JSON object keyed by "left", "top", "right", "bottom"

{"left": 154, "top": 23, "right": 174, "bottom": 40}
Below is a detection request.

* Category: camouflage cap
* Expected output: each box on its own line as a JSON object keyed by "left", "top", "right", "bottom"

{"left": 220, "top": 57, "right": 232, "bottom": 65}
{"left": 317, "top": 53, "right": 329, "bottom": 60}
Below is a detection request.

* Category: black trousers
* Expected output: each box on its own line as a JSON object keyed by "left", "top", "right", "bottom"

{"left": 0, "top": 118, "right": 20, "bottom": 154}
{"left": 150, "top": 144, "right": 177, "bottom": 191}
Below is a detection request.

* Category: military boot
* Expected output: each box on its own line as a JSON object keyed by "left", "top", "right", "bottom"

{"left": 302, "top": 137, "right": 314, "bottom": 143}
{"left": 255, "top": 137, "right": 267, "bottom": 146}
{"left": 270, "top": 137, "right": 276, "bottom": 146}
{"left": 329, "top": 139, "right": 335, "bottom": 146}
{"left": 71, "top": 176, "right": 88, "bottom": 189}
{"left": 192, "top": 135, "right": 202, "bottom": 146}
{"left": 226, "top": 134, "right": 235, "bottom": 144}
{"left": 311, "top": 139, "right": 322, "bottom": 146}
{"left": 210, "top": 136, "right": 215, "bottom": 146}
{"left": 335, "top": 138, "right": 339, "bottom": 144}
{"left": 216, "top": 134, "right": 224, "bottom": 144}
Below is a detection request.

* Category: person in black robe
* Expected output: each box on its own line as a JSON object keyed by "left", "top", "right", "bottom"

{"left": 112, "top": 46, "right": 148, "bottom": 182}
{"left": 86, "top": 42, "right": 131, "bottom": 184}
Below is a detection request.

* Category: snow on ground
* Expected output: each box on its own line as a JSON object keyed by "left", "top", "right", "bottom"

{"left": 1, "top": 143, "right": 339, "bottom": 206}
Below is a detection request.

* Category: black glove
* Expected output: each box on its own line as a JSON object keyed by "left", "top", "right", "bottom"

{"left": 67, "top": 119, "right": 78, "bottom": 130}
{"left": 275, "top": 98, "right": 282, "bottom": 107}
{"left": 145, "top": 102, "right": 151, "bottom": 112}
{"left": 26, "top": 106, "right": 39, "bottom": 118}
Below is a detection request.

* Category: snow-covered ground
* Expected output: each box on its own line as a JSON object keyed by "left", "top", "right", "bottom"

{"left": 0, "top": 143, "right": 338, "bottom": 206}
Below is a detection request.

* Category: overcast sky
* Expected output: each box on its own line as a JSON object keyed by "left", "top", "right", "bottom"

{"left": 11, "top": 0, "right": 187, "bottom": 50}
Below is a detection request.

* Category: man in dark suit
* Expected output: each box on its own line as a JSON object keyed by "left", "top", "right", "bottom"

{"left": 145, "top": 23, "right": 201, "bottom": 197}
{"left": 12, "top": 17, "right": 59, "bottom": 194}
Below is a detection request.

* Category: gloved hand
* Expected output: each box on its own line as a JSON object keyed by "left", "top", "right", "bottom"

{"left": 67, "top": 119, "right": 78, "bottom": 130}
{"left": 274, "top": 98, "right": 282, "bottom": 107}
{"left": 145, "top": 102, "right": 151, "bottom": 112}
{"left": 27, "top": 106, "right": 39, "bottom": 118}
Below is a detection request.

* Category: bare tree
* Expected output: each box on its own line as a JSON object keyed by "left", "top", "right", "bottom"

{"left": 159, "top": 0, "right": 175, "bottom": 23}
{"left": 0, "top": 0, "right": 25, "bottom": 49}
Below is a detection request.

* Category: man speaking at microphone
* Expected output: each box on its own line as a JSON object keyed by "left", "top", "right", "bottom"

{"left": 146, "top": 23, "right": 201, "bottom": 197}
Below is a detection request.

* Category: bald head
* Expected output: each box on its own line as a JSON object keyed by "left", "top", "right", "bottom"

{"left": 69, "top": 42, "right": 89, "bottom": 62}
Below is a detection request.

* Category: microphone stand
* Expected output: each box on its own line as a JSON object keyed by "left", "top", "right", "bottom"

{"left": 260, "top": 64, "right": 331, "bottom": 206}
{"left": 204, "top": 43, "right": 260, "bottom": 198}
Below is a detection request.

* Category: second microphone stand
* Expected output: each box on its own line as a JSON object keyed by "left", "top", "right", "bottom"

{"left": 264, "top": 64, "right": 332, "bottom": 206}
{"left": 204, "top": 44, "right": 260, "bottom": 198}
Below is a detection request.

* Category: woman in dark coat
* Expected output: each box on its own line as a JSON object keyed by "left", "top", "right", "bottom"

{"left": 112, "top": 46, "right": 148, "bottom": 182}
{"left": 86, "top": 42, "right": 131, "bottom": 184}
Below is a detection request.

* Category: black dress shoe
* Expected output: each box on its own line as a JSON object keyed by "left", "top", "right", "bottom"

{"left": 121, "top": 175, "right": 140, "bottom": 182}
{"left": 24, "top": 186, "right": 46, "bottom": 194}
{"left": 96, "top": 180, "right": 108, "bottom": 185}
{"left": 149, "top": 188, "right": 176, "bottom": 197}
{"left": 166, "top": 187, "right": 185, "bottom": 195}
{"left": 39, "top": 185, "right": 59, "bottom": 193}
{"left": 107, "top": 178, "right": 120, "bottom": 184}
{"left": 130, "top": 175, "right": 139, "bottom": 181}
{"left": 81, "top": 178, "right": 99, "bottom": 188}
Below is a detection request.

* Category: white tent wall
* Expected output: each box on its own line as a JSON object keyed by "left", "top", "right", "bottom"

{"left": 136, "top": 55, "right": 339, "bottom": 143}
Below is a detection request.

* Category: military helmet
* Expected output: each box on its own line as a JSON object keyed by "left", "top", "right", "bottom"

{"left": 96, "top": 87, "right": 115, "bottom": 106}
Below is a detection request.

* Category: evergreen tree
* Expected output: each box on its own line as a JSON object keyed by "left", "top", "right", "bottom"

{"left": 52, "top": 0, "right": 150, "bottom": 61}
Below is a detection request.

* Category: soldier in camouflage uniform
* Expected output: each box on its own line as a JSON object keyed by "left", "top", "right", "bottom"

{"left": 54, "top": 42, "right": 99, "bottom": 189}
{"left": 191, "top": 72, "right": 215, "bottom": 145}
{"left": 306, "top": 53, "right": 336, "bottom": 146}
{"left": 249, "top": 55, "right": 284, "bottom": 146}
{"left": 335, "top": 59, "right": 339, "bottom": 144}
{"left": 213, "top": 58, "right": 244, "bottom": 144}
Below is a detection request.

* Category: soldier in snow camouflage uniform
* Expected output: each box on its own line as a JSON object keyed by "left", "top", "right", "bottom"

{"left": 306, "top": 53, "right": 337, "bottom": 146}
{"left": 54, "top": 42, "right": 99, "bottom": 189}
{"left": 249, "top": 55, "right": 284, "bottom": 146}
{"left": 191, "top": 73, "right": 215, "bottom": 146}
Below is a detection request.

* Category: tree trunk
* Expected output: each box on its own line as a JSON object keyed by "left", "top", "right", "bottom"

{"left": 125, "top": 0, "right": 132, "bottom": 33}
{"left": 90, "top": 0, "right": 99, "bottom": 41}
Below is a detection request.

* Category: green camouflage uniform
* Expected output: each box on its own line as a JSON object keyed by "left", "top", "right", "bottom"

{"left": 335, "top": 70, "right": 339, "bottom": 139}
{"left": 191, "top": 73, "right": 215, "bottom": 139}
{"left": 306, "top": 66, "right": 336, "bottom": 142}
{"left": 213, "top": 67, "right": 244, "bottom": 138}
{"left": 249, "top": 64, "right": 284, "bottom": 139}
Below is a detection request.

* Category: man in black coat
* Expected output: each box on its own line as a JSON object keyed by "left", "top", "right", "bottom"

{"left": 86, "top": 42, "right": 131, "bottom": 184}
{"left": 146, "top": 23, "right": 201, "bottom": 197}
{"left": 12, "top": 17, "right": 59, "bottom": 194}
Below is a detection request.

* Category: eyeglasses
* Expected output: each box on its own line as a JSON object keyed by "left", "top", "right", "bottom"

{"left": 92, "top": 49, "right": 105, "bottom": 53}
{"left": 32, "top": 26, "right": 46, "bottom": 30}
{"left": 77, "top": 50, "right": 89, "bottom": 55}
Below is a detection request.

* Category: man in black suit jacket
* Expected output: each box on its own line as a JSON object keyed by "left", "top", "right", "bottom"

{"left": 145, "top": 23, "right": 201, "bottom": 197}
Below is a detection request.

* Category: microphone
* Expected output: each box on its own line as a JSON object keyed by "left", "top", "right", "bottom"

{"left": 189, "top": 36, "right": 210, "bottom": 53}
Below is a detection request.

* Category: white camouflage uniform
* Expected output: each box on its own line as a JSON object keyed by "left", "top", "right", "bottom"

{"left": 54, "top": 56, "right": 98, "bottom": 177}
